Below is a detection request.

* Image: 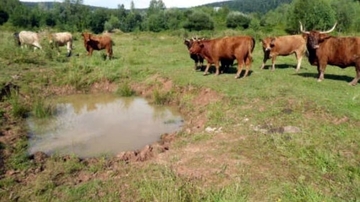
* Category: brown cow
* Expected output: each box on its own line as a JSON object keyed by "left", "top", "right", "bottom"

{"left": 300, "top": 22, "right": 360, "bottom": 86}
{"left": 81, "top": 32, "right": 113, "bottom": 60}
{"left": 184, "top": 37, "right": 234, "bottom": 72}
{"left": 189, "top": 36, "right": 255, "bottom": 78}
{"left": 260, "top": 35, "right": 306, "bottom": 71}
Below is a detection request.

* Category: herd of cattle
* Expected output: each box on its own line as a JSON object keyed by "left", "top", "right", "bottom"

{"left": 13, "top": 31, "right": 113, "bottom": 59}
{"left": 11, "top": 22, "right": 360, "bottom": 86}
{"left": 185, "top": 22, "right": 360, "bottom": 86}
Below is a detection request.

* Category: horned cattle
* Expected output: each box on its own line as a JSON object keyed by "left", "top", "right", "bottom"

{"left": 189, "top": 36, "right": 255, "bottom": 78}
{"left": 300, "top": 22, "right": 360, "bottom": 86}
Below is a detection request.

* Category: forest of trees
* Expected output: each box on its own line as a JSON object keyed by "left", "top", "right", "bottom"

{"left": 1, "top": 0, "right": 360, "bottom": 34}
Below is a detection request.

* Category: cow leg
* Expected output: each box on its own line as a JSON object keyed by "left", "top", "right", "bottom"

{"left": 66, "top": 42, "right": 72, "bottom": 57}
{"left": 271, "top": 56, "right": 276, "bottom": 71}
{"left": 295, "top": 52, "right": 303, "bottom": 72}
{"left": 242, "top": 56, "right": 252, "bottom": 78}
{"left": 317, "top": 65, "right": 326, "bottom": 82}
{"left": 214, "top": 61, "right": 220, "bottom": 75}
{"left": 349, "top": 64, "right": 360, "bottom": 86}
{"left": 235, "top": 61, "right": 244, "bottom": 79}
{"left": 260, "top": 58, "right": 267, "bottom": 69}
{"left": 33, "top": 42, "right": 42, "bottom": 50}
{"left": 204, "top": 63, "right": 211, "bottom": 75}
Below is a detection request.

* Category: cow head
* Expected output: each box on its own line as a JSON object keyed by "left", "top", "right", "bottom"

{"left": 13, "top": 32, "right": 21, "bottom": 46}
{"left": 300, "top": 22, "right": 336, "bottom": 49}
{"left": 261, "top": 37, "right": 276, "bottom": 52}
{"left": 188, "top": 40, "right": 203, "bottom": 55}
{"left": 81, "top": 32, "right": 92, "bottom": 43}
{"left": 184, "top": 38, "right": 192, "bottom": 49}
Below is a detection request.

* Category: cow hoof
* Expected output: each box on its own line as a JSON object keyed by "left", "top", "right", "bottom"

{"left": 317, "top": 79, "right": 323, "bottom": 82}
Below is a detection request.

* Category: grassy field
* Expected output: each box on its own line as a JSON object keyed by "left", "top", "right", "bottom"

{"left": 0, "top": 29, "right": 360, "bottom": 201}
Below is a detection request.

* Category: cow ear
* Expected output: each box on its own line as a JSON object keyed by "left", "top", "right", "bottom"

{"left": 319, "top": 34, "right": 331, "bottom": 42}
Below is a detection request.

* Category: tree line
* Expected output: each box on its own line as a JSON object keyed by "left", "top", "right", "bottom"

{"left": 1, "top": 0, "right": 360, "bottom": 34}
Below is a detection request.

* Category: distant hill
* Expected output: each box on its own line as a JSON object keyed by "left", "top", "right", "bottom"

{"left": 22, "top": 0, "right": 293, "bottom": 14}
{"left": 203, "top": 0, "right": 293, "bottom": 14}
{"left": 21, "top": 1, "right": 102, "bottom": 10}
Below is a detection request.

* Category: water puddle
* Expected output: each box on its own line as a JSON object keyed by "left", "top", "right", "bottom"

{"left": 27, "top": 94, "right": 184, "bottom": 158}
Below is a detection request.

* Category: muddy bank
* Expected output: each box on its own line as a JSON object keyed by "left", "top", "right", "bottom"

{"left": 0, "top": 76, "right": 223, "bottom": 181}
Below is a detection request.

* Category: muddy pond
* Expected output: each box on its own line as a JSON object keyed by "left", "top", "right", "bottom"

{"left": 27, "top": 94, "right": 184, "bottom": 158}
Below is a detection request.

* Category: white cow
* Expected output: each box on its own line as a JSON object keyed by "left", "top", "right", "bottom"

{"left": 14, "top": 31, "right": 42, "bottom": 50}
{"left": 48, "top": 32, "right": 73, "bottom": 57}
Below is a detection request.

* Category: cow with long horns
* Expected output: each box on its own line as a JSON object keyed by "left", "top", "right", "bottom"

{"left": 300, "top": 22, "right": 360, "bottom": 86}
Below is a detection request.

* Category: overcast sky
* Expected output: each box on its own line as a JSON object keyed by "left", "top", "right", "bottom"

{"left": 20, "top": 0, "right": 229, "bottom": 9}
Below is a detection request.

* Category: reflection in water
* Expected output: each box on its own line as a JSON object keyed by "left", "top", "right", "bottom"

{"left": 27, "top": 94, "right": 183, "bottom": 158}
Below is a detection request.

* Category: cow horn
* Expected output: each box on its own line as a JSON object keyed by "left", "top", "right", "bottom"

{"left": 299, "top": 21, "right": 309, "bottom": 34}
{"left": 319, "top": 22, "right": 337, "bottom": 34}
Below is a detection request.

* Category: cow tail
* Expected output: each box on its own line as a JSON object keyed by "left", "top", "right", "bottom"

{"left": 250, "top": 37, "right": 256, "bottom": 53}
{"left": 248, "top": 37, "right": 256, "bottom": 63}
{"left": 111, "top": 40, "right": 115, "bottom": 46}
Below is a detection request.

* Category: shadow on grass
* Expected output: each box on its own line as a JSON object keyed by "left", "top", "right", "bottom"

{"left": 295, "top": 72, "right": 356, "bottom": 83}
{"left": 260, "top": 64, "right": 298, "bottom": 70}
{"left": 195, "top": 64, "right": 254, "bottom": 77}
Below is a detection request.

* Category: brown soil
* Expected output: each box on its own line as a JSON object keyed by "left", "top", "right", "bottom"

{"left": 0, "top": 75, "right": 223, "bottom": 187}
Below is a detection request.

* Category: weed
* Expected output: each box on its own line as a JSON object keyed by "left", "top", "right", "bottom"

{"left": 152, "top": 89, "right": 172, "bottom": 105}
{"left": 7, "top": 91, "right": 29, "bottom": 118}
{"left": 115, "top": 82, "right": 135, "bottom": 97}
{"left": 32, "top": 97, "right": 55, "bottom": 118}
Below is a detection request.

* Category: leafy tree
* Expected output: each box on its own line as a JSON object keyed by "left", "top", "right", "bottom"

{"left": 147, "top": 0, "right": 166, "bottom": 16}
{"left": 89, "top": 8, "right": 109, "bottom": 33}
{"left": 183, "top": 11, "right": 214, "bottom": 31}
{"left": 0, "top": 0, "right": 22, "bottom": 15}
{"left": 286, "top": 0, "right": 336, "bottom": 33}
{"left": 10, "top": 5, "right": 32, "bottom": 28}
{"left": 146, "top": 11, "right": 167, "bottom": 32}
{"left": 226, "top": 11, "right": 251, "bottom": 29}
{"left": 0, "top": 9, "right": 9, "bottom": 25}
{"left": 249, "top": 18, "right": 261, "bottom": 31}
{"left": 164, "top": 8, "right": 185, "bottom": 30}
{"left": 104, "top": 15, "right": 120, "bottom": 32}
{"left": 331, "top": 0, "right": 356, "bottom": 32}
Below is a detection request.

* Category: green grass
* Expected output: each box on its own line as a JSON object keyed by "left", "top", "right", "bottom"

{"left": 0, "top": 29, "right": 360, "bottom": 201}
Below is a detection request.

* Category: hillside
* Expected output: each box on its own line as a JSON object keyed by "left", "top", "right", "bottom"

{"left": 204, "top": 0, "right": 293, "bottom": 14}
{"left": 21, "top": 0, "right": 292, "bottom": 14}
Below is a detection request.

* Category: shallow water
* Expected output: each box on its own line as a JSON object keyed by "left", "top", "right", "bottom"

{"left": 27, "top": 94, "right": 183, "bottom": 158}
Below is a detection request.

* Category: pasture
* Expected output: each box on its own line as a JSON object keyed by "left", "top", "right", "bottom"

{"left": 0, "top": 29, "right": 359, "bottom": 201}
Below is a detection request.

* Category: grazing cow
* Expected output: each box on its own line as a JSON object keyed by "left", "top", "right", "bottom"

{"left": 49, "top": 32, "right": 73, "bottom": 57}
{"left": 81, "top": 32, "right": 113, "bottom": 60}
{"left": 300, "top": 22, "right": 360, "bottom": 86}
{"left": 189, "top": 36, "right": 255, "bottom": 78}
{"left": 13, "top": 31, "right": 42, "bottom": 50}
{"left": 184, "top": 37, "right": 204, "bottom": 70}
{"left": 260, "top": 35, "right": 306, "bottom": 71}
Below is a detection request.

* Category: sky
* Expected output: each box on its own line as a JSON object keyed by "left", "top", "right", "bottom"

{"left": 20, "top": 0, "right": 229, "bottom": 9}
